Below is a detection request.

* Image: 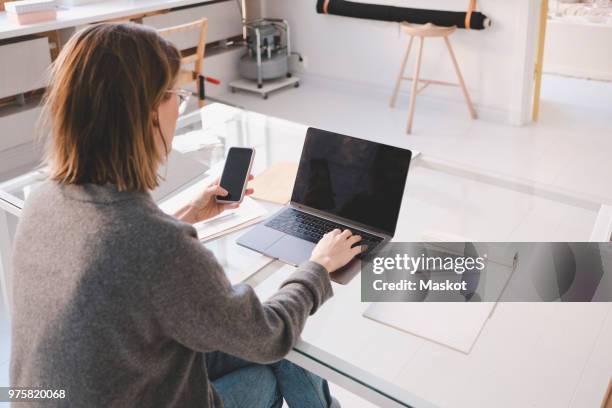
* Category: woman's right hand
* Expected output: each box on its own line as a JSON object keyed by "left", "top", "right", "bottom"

{"left": 309, "top": 229, "right": 366, "bottom": 273}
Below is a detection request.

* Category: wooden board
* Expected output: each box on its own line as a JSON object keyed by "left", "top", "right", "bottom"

{"left": 603, "top": 378, "right": 612, "bottom": 408}
{"left": 248, "top": 161, "right": 298, "bottom": 205}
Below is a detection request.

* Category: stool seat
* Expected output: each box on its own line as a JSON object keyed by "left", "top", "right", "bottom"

{"left": 400, "top": 22, "right": 457, "bottom": 38}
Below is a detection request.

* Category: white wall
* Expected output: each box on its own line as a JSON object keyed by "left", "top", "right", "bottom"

{"left": 262, "top": 0, "right": 540, "bottom": 125}
{"left": 544, "top": 20, "right": 612, "bottom": 81}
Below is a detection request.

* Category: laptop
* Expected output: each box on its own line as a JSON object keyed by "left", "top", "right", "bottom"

{"left": 237, "top": 127, "right": 412, "bottom": 277}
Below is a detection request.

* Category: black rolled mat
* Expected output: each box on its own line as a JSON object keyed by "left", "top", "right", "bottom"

{"left": 316, "top": 0, "right": 489, "bottom": 30}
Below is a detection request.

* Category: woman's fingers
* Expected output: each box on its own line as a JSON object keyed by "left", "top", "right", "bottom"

{"left": 210, "top": 184, "right": 228, "bottom": 197}
{"left": 339, "top": 229, "right": 352, "bottom": 239}
{"left": 352, "top": 245, "right": 367, "bottom": 255}
{"left": 204, "top": 182, "right": 226, "bottom": 195}
{"left": 348, "top": 235, "right": 362, "bottom": 244}
{"left": 326, "top": 228, "right": 341, "bottom": 237}
{"left": 244, "top": 188, "right": 254, "bottom": 196}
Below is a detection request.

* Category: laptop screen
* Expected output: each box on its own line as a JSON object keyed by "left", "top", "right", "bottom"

{"left": 291, "top": 128, "right": 412, "bottom": 235}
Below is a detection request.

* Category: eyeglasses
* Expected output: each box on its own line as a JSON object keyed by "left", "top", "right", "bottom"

{"left": 166, "top": 89, "right": 192, "bottom": 115}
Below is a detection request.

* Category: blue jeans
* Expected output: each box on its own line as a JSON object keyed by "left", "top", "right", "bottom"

{"left": 206, "top": 351, "right": 333, "bottom": 408}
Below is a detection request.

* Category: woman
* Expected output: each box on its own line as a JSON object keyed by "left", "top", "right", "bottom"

{"left": 10, "top": 24, "right": 364, "bottom": 407}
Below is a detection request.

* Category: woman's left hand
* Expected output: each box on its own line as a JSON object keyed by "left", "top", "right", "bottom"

{"left": 174, "top": 176, "right": 254, "bottom": 224}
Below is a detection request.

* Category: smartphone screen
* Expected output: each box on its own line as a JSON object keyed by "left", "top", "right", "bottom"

{"left": 216, "top": 147, "right": 254, "bottom": 202}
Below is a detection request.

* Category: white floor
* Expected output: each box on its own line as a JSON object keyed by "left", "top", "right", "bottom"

{"left": 0, "top": 73, "right": 611, "bottom": 407}
{"left": 216, "top": 74, "right": 612, "bottom": 205}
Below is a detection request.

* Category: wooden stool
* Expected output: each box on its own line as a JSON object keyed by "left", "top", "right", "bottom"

{"left": 390, "top": 22, "right": 477, "bottom": 134}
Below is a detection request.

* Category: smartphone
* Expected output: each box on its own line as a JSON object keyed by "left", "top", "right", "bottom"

{"left": 215, "top": 147, "right": 255, "bottom": 203}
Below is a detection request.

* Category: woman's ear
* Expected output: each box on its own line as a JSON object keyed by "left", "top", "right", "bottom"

{"left": 152, "top": 111, "right": 160, "bottom": 127}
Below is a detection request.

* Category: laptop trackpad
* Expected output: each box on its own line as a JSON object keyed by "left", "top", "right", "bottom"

{"left": 237, "top": 225, "right": 285, "bottom": 252}
{"left": 266, "top": 236, "right": 315, "bottom": 266}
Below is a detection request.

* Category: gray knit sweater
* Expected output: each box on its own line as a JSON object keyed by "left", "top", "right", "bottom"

{"left": 10, "top": 181, "right": 333, "bottom": 407}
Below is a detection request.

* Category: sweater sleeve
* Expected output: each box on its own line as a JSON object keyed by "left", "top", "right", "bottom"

{"left": 150, "top": 224, "right": 333, "bottom": 364}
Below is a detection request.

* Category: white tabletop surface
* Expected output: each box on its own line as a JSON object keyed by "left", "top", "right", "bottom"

{"left": 182, "top": 105, "right": 609, "bottom": 408}
{"left": 0, "top": 0, "right": 216, "bottom": 40}
{"left": 1, "top": 104, "right": 610, "bottom": 407}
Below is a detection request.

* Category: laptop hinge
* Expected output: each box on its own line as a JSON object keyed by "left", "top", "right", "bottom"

{"left": 288, "top": 202, "right": 392, "bottom": 239}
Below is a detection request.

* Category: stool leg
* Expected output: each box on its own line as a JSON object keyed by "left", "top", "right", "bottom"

{"left": 390, "top": 35, "right": 414, "bottom": 108}
{"left": 406, "top": 36, "right": 424, "bottom": 134}
{"left": 444, "top": 36, "right": 477, "bottom": 119}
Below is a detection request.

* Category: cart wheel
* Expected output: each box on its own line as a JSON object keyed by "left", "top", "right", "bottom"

{"left": 294, "top": 82, "right": 300, "bottom": 88}
{"left": 263, "top": 93, "right": 268, "bottom": 100}
{"left": 286, "top": 72, "right": 292, "bottom": 78}
{"left": 257, "top": 83, "right": 263, "bottom": 89}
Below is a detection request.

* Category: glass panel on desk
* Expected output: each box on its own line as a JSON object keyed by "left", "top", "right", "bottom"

{"left": 0, "top": 102, "right": 308, "bottom": 209}
{"left": 0, "top": 104, "right": 274, "bottom": 208}
{"left": 133, "top": 103, "right": 612, "bottom": 408}
{"left": 1, "top": 103, "right": 607, "bottom": 407}
{"left": 173, "top": 103, "right": 306, "bottom": 178}
{"left": 0, "top": 168, "right": 47, "bottom": 205}
{"left": 203, "top": 227, "right": 274, "bottom": 285}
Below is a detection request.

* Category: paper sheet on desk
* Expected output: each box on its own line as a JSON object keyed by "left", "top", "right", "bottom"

{"left": 363, "top": 302, "right": 494, "bottom": 354}
{"left": 194, "top": 196, "right": 268, "bottom": 242}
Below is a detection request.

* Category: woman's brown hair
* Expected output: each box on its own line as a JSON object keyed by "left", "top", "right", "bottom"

{"left": 42, "top": 23, "right": 181, "bottom": 191}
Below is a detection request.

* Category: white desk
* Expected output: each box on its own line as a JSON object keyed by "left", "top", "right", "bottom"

{"left": 591, "top": 205, "right": 612, "bottom": 242}
{"left": 0, "top": 0, "right": 219, "bottom": 40}
{"left": 1, "top": 104, "right": 611, "bottom": 407}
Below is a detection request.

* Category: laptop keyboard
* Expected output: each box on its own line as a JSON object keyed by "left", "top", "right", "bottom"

{"left": 265, "top": 208, "right": 383, "bottom": 256}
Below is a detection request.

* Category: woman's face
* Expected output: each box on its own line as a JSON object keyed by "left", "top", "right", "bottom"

{"left": 156, "top": 92, "right": 180, "bottom": 157}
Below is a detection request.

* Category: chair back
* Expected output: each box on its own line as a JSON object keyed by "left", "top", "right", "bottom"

{"left": 158, "top": 19, "right": 208, "bottom": 96}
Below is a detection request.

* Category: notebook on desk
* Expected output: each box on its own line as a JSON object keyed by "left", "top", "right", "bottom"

{"left": 194, "top": 196, "right": 267, "bottom": 242}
